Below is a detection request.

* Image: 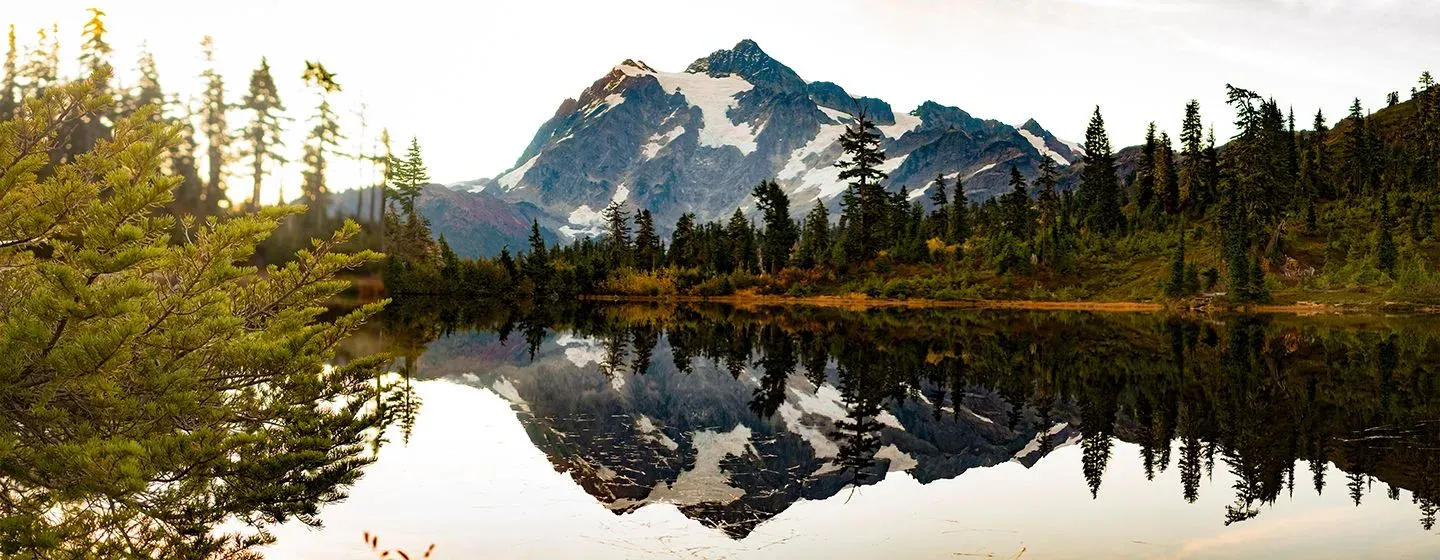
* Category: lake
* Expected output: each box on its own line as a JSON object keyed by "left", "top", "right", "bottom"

{"left": 264, "top": 302, "right": 1440, "bottom": 559}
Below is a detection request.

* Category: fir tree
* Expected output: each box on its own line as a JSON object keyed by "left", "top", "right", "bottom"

{"left": 1341, "top": 98, "right": 1371, "bottom": 197}
{"left": 1036, "top": 154, "right": 1060, "bottom": 228}
{"left": 1165, "top": 224, "right": 1188, "bottom": 298}
{"left": 0, "top": 73, "right": 398, "bottom": 557}
{"left": 1178, "top": 100, "right": 1204, "bottom": 210}
{"left": 835, "top": 112, "right": 889, "bottom": 261}
{"left": 300, "top": 96, "right": 343, "bottom": 222}
{"left": 1156, "top": 131, "right": 1179, "bottom": 214}
{"left": 753, "top": 180, "right": 798, "bottom": 274}
{"left": 67, "top": 8, "right": 112, "bottom": 160}
{"left": 948, "top": 176, "right": 971, "bottom": 244}
{"left": 1377, "top": 195, "right": 1398, "bottom": 275}
{"left": 0, "top": 25, "right": 17, "bottom": 119}
{"left": 390, "top": 137, "right": 429, "bottom": 215}
{"left": 1079, "top": 106, "right": 1124, "bottom": 234}
{"left": 240, "top": 58, "right": 286, "bottom": 211}
{"left": 633, "top": 209, "right": 661, "bottom": 271}
{"left": 795, "top": 202, "right": 830, "bottom": 268}
{"left": 727, "top": 209, "right": 757, "bottom": 272}
{"left": 670, "top": 213, "right": 698, "bottom": 268}
{"left": 1001, "top": 164, "right": 1033, "bottom": 239}
{"left": 601, "top": 200, "right": 632, "bottom": 265}
{"left": 199, "top": 36, "right": 230, "bottom": 215}
{"left": 1136, "top": 122, "right": 1158, "bottom": 210}
{"left": 1309, "top": 110, "right": 1332, "bottom": 199}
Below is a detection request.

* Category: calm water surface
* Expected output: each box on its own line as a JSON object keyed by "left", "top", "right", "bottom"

{"left": 266, "top": 303, "right": 1440, "bottom": 559}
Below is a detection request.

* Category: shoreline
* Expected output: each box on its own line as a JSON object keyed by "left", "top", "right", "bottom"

{"left": 582, "top": 294, "right": 1440, "bottom": 315}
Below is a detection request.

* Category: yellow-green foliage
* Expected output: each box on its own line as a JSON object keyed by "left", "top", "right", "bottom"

{"left": 0, "top": 72, "right": 402, "bottom": 557}
{"left": 601, "top": 268, "right": 679, "bottom": 296}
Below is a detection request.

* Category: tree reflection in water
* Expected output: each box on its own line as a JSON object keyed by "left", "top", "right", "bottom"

{"left": 372, "top": 299, "right": 1440, "bottom": 537}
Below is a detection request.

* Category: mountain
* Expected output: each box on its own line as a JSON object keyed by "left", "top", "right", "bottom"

{"left": 411, "top": 328, "right": 1083, "bottom": 538}
{"left": 332, "top": 185, "right": 557, "bottom": 257}
{"left": 470, "top": 39, "right": 1086, "bottom": 239}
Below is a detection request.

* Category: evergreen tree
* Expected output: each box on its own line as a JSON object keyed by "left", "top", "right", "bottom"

{"left": 1341, "top": 98, "right": 1372, "bottom": 197}
{"left": 199, "top": 36, "right": 230, "bottom": 216}
{"left": 1156, "top": 131, "right": 1179, "bottom": 214}
{"left": 390, "top": 137, "right": 429, "bottom": 214}
{"left": 948, "top": 176, "right": 971, "bottom": 244}
{"left": 727, "top": 209, "right": 757, "bottom": 272}
{"left": 670, "top": 213, "right": 698, "bottom": 268}
{"left": 22, "top": 26, "right": 58, "bottom": 100}
{"left": 1178, "top": 100, "right": 1204, "bottom": 210}
{"left": 127, "top": 48, "right": 165, "bottom": 120}
{"left": 794, "top": 202, "right": 830, "bottom": 268}
{"left": 753, "top": 180, "right": 798, "bottom": 273}
{"left": 1079, "top": 107, "right": 1124, "bottom": 234}
{"left": 1036, "top": 154, "right": 1060, "bottom": 228}
{"left": 601, "top": 200, "right": 632, "bottom": 265}
{"left": 0, "top": 25, "right": 17, "bottom": 119}
{"left": 1001, "top": 164, "right": 1033, "bottom": 239}
{"left": 1309, "top": 110, "right": 1332, "bottom": 199}
{"left": 67, "top": 8, "right": 112, "bottom": 160}
{"left": 240, "top": 58, "right": 286, "bottom": 211}
{"left": 300, "top": 97, "right": 343, "bottom": 222}
{"left": 1136, "top": 122, "right": 1158, "bottom": 210}
{"left": 925, "top": 173, "right": 949, "bottom": 240}
{"left": 1377, "top": 195, "right": 1398, "bottom": 275}
{"left": 835, "top": 113, "right": 889, "bottom": 261}
{"left": 1, "top": 75, "right": 399, "bottom": 557}
{"left": 1165, "top": 224, "right": 1188, "bottom": 297}
{"left": 633, "top": 209, "right": 661, "bottom": 271}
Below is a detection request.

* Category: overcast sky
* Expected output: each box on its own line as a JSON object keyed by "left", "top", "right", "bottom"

{"left": 8, "top": 0, "right": 1439, "bottom": 203}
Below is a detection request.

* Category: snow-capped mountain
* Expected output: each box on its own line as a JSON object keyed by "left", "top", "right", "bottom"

{"left": 475, "top": 39, "right": 1085, "bottom": 238}
{"left": 412, "top": 328, "right": 1081, "bottom": 538}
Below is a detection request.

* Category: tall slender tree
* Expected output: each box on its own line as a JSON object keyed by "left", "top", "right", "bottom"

{"left": 1178, "top": 101, "right": 1205, "bottom": 210}
{"left": 633, "top": 209, "right": 661, "bottom": 271}
{"left": 1156, "top": 131, "right": 1179, "bottom": 214}
{"left": 1001, "top": 164, "right": 1033, "bottom": 239}
{"left": 835, "top": 112, "right": 889, "bottom": 261}
{"left": 239, "top": 58, "right": 286, "bottom": 211}
{"left": 1136, "top": 122, "right": 1158, "bottom": 210}
{"left": 0, "top": 25, "right": 17, "bottom": 119}
{"left": 753, "top": 180, "right": 798, "bottom": 274}
{"left": 1079, "top": 107, "right": 1123, "bottom": 234}
{"left": 199, "top": 36, "right": 230, "bottom": 215}
{"left": 794, "top": 202, "right": 830, "bottom": 268}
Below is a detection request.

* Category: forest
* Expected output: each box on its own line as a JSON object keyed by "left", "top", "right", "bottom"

{"left": 384, "top": 72, "right": 1440, "bottom": 309}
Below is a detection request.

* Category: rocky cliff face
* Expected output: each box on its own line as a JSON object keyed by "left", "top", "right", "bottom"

{"left": 467, "top": 39, "right": 1087, "bottom": 240}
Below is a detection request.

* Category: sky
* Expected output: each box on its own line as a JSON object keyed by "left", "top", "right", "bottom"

{"left": 7, "top": 0, "right": 1440, "bottom": 204}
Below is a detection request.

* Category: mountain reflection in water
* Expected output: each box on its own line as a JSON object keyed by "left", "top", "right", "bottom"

{"left": 268, "top": 302, "right": 1440, "bottom": 558}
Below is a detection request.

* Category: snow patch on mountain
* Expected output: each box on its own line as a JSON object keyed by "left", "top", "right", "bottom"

{"left": 651, "top": 71, "right": 760, "bottom": 154}
{"left": 1060, "top": 137, "right": 1086, "bottom": 157}
{"left": 965, "top": 162, "right": 997, "bottom": 180}
{"left": 636, "top": 416, "right": 679, "bottom": 451}
{"left": 556, "top": 334, "right": 605, "bottom": 367}
{"left": 497, "top": 154, "right": 539, "bottom": 190}
{"left": 642, "top": 126, "right": 686, "bottom": 159}
{"left": 647, "top": 424, "right": 755, "bottom": 505}
{"left": 878, "top": 155, "right": 907, "bottom": 174}
{"left": 879, "top": 110, "right": 922, "bottom": 139}
{"left": 1017, "top": 128, "right": 1071, "bottom": 165}
{"left": 777, "top": 402, "right": 839, "bottom": 458}
{"left": 876, "top": 444, "right": 917, "bottom": 472}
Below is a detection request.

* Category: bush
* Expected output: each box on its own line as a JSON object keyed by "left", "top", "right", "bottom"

{"left": 599, "top": 268, "right": 678, "bottom": 296}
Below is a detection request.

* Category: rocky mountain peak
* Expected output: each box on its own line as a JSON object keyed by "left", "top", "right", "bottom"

{"left": 685, "top": 39, "right": 806, "bottom": 93}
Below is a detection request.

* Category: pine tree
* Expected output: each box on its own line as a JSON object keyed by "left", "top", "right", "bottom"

{"left": 948, "top": 175, "right": 971, "bottom": 244}
{"left": 66, "top": 8, "right": 112, "bottom": 161}
{"left": 1001, "top": 164, "right": 1032, "bottom": 239}
{"left": 670, "top": 213, "right": 698, "bottom": 268}
{"left": 1377, "top": 195, "right": 1398, "bottom": 275}
{"left": 1079, "top": 107, "right": 1124, "bottom": 234}
{"left": 601, "top": 201, "right": 632, "bottom": 265}
{"left": 1341, "top": 98, "right": 1371, "bottom": 197}
{"left": 795, "top": 202, "right": 830, "bottom": 268}
{"left": 1178, "top": 100, "right": 1204, "bottom": 210}
{"left": 128, "top": 48, "right": 165, "bottom": 120}
{"left": 1165, "top": 224, "right": 1188, "bottom": 297}
{"left": 1, "top": 73, "right": 398, "bottom": 558}
{"left": 835, "top": 112, "right": 889, "bottom": 261}
{"left": 199, "top": 36, "right": 230, "bottom": 215}
{"left": 0, "top": 25, "right": 17, "bottom": 119}
{"left": 22, "top": 26, "right": 58, "bottom": 100}
{"left": 753, "top": 180, "right": 797, "bottom": 274}
{"left": 300, "top": 96, "right": 343, "bottom": 222}
{"left": 1136, "top": 122, "right": 1158, "bottom": 210}
{"left": 240, "top": 58, "right": 286, "bottom": 211}
{"left": 390, "top": 137, "right": 429, "bottom": 215}
{"left": 1156, "top": 131, "right": 1179, "bottom": 214}
{"left": 1310, "top": 110, "right": 1332, "bottom": 199}
{"left": 728, "top": 209, "right": 757, "bottom": 272}
{"left": 633, "top": 209, "right": 661, "bottom": 270}
{"left": 1036, "top": 154, "right": 1060, "bottom": 228}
